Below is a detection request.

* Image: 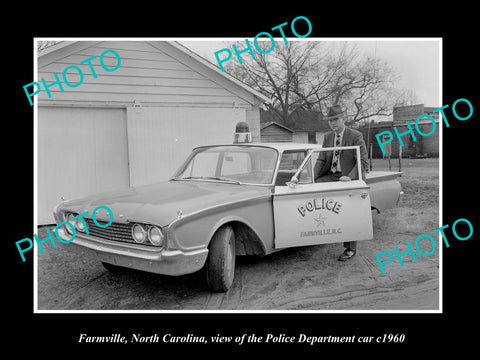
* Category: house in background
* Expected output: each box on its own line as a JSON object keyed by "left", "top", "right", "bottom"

{"left": 260, "top": 121, "right": 294, "bottom": 142}
{"left": 260, "top": 109, "right": 331, "bottom": 144}
{"left": 36, "top": 40, "right": 269, "bottom": 224}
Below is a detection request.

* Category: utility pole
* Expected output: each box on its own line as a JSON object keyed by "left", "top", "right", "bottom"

{"left": 398, "top": 144, "right": 402, "bottom": 172}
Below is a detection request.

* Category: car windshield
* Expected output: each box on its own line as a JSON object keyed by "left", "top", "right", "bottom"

{"left": 172, "top": 146, "right": 278, "bottom": 185}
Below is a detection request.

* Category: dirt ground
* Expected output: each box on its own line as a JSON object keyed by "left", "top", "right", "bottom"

{"left": 36, "top": 158, "right": 439, "bottom": 311}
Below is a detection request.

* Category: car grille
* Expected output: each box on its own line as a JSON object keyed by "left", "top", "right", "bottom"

{"left": 84, "top": 218, "right": 156, "bottom": 247}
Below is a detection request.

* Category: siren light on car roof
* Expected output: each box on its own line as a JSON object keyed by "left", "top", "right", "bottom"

{"left": 233, "top": 121, "right": 252, "bottom": 143}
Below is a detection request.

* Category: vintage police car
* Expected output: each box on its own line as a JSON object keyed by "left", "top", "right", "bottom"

{"left": 54, "top": 133, "right": 402, "bottom": 292}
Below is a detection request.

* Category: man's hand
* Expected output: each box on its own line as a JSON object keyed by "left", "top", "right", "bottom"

{"left": 339, "top": 176, "right": 351, "bottom": 182}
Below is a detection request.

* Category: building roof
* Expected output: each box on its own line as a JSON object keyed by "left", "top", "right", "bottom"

{"left": 168, "top": 41, "right": 270, "bottom": 104}
{"left": 194, "top": 142, "right": 323, "bottom": 152}
{"left": 260, "top": 121, "right": 294, "bottom": 133}
{"left": 260, "top": 109, "right": 331, "bottom": 132}
{"left": 393, "top": 104, "right": 440, "bottom": 123}
{"left": 37, "top": 40, "right": 271, "bottom": 105}
{"left": 288, "top": 109, "right": 331, "bottom": 131}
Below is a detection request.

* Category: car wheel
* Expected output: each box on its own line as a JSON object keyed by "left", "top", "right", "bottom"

{"left": 206, "top": 225, "right": 236, "bottom": 292}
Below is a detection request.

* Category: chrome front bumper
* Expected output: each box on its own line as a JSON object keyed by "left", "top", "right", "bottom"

{"left": 58, "top": 228, "right": 209, "bottom": 276}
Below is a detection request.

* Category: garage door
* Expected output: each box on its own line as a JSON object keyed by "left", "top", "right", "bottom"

{"left": 37, "top": 107, "right": 129, "bottom": 224}
{"left": 127, "top": 106, "right": 245, "bottom": 186}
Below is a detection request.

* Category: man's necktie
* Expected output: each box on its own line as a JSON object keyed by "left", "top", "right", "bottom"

{"left": 331, "top": 134, "right": 341, "bottom": 173}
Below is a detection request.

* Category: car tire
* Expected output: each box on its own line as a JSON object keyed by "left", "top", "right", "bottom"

{"left": 206, "top": 225, "right": 236, "bottom": 292}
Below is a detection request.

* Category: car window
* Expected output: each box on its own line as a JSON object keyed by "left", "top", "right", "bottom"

{"left": 278, "top": 151, "right": 307, "bottom": 171}
{"left": 182, "top": 151, "right": 219, "bottom": 178}
{"left": 297, "top": 157, "right": 313, "bottom": 184}
{"left": 221, "top": 151, "right": 252, "bottom": 176}
{"left": 275, "top": 150, "right": 309, "bottom": 186}
{"left": 173, "top": 146, "right": 278, "bottom": 185}
{"left": 311, "top": 147, "right": 361, "bottom": 182}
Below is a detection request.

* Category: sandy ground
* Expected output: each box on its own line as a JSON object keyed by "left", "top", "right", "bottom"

{"left": 36, "top": 158, "right": 439, "bottom": 311}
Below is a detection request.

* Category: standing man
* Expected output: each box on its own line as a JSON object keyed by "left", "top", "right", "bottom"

{"left": 314, "top": 104, "right": 368, "bottom": 261}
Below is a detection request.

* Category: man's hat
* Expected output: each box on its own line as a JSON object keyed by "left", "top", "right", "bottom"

{"left": 323, "top": 104, "right": 345, "bottom": 121}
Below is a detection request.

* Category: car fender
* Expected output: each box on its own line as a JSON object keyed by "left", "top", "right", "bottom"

{"left": 208, "top": 215, "right": 267, "bottom": 256}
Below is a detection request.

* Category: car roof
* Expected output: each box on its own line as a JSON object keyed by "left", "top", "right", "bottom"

{"left": 194, "top": 142, "right": 323, "bottom": 152}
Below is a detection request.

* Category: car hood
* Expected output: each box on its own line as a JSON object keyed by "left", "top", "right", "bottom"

{"left": 58, "top": 180, "right": 272, "bottom": 226}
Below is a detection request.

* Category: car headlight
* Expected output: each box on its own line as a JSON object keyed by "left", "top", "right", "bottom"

{"left": 65, "top": 213, "right": 75, "bottom": 234}
{"left": 132, "top": 224, "right": 147, "bottom": 243}
{"left": 148, "top": 226, "right": 164, "bottom": 246}
{"left": 74, "top": 217, "right": 86, "bottom": 232}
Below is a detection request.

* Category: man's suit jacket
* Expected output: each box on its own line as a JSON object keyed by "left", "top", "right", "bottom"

{"left": 314, "top": 127, "right": 368, "bottom": 180}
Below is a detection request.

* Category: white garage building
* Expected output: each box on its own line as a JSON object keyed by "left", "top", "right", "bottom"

{"left": 37, "top": 40, "right": 269, "bottom": 224}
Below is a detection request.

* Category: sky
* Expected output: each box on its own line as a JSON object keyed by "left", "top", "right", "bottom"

{"left": 178, "top": 38, "right": 441, "bottom": 108}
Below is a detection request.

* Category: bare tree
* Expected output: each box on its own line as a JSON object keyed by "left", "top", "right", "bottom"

{"left": 395, "top": 88, "right": 421, "bottom": 106}
{"left": 323, "top": 43, "right": 403, "bottom": 124}
{"left": 37, "top": 41, "right": 61, "bottom": 51}
{"left": 225, "top": 41, "right": 410, "bottom": 126}
{"left": 225, "top": 41, "right": 333, "bottom": 127}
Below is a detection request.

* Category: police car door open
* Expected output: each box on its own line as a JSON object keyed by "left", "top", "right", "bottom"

{"left": 273, "top": 146, "right": 373, "bottom": 249}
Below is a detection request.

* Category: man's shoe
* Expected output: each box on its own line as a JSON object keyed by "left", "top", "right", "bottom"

{"left": 338, "top": 249, "right": 356, "bottom": 261}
